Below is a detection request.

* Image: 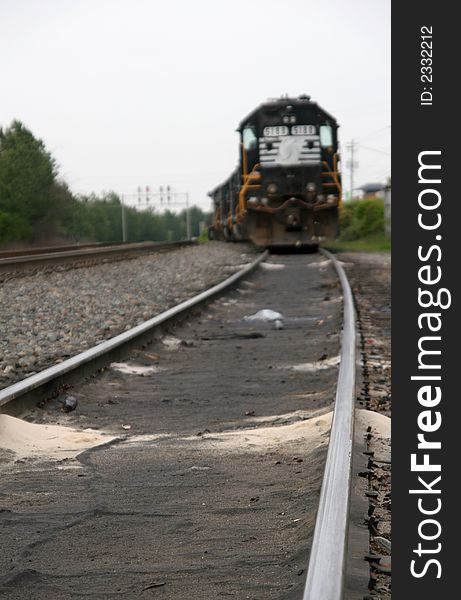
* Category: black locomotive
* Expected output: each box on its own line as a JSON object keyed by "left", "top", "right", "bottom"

{"left": 208, "top": 95, "right": 341, "bottom": 248}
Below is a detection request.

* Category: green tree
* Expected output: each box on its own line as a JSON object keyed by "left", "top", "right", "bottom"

{"left": 339, "top": 198, "right": 385, "bottom": 241}
{"left": 179, "top": 206, "right": 211, "bottom": 237}
{"left": 0, "top": 120, "right": 59, "bottom": 242}
{"left": 0, "top": 210, "right": 33, "bottom": 242}
{"left": 0, "top": 120, "right": 212, "bottom": 246}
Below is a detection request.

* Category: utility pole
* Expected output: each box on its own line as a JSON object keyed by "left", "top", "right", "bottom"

{"left": 346, "top": 140, "right": 358, "bottom": 200}
{"left": 186, "top": 192, "right": 191, "bottom": 239}
{"left": 121, "top": 194, "right": 127, "bottom": 242}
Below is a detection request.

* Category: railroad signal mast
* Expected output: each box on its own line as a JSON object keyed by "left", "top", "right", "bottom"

{"left": 129, "top": 185, "right": 192, "bottom": 240}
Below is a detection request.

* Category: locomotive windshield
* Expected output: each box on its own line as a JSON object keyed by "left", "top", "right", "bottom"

{"left": 319, "top": 124, "right": 333, "bottom": 147}
{"left": 242, "top": 126, "right": 257, "bottom": 151}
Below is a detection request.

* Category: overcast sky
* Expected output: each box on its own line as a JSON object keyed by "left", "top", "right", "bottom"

{"left": 1, "top": 0, "right": 390, "bottom": 212}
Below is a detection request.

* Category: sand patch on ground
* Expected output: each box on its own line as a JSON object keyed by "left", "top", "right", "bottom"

{"left": 356, "top": 409, "right": 390, "bottom": 438}
{"left": 356, "top": 409, "right": 391, "bottom": 462}
{"left": 183, "top": 411, "right": 333, "bottom": 452}
{"left": 0, "top": 414, "right": 116, "bottom": 460}
{"left": 119, "top": 410, "right": 333, "bottom": 454}
{"left": 174, "top": 409, "right": 388, "bottom": 458}
{"left": 260, "top": 262, "right": 286, "bottom": 270}
{"left": 234, "top": 407, "right": 333, "bottom": 427}
{"left": 287, "top": 355, "right": 340, "bottom": 372}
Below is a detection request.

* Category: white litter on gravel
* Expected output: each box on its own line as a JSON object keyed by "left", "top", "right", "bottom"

{"left": 244, "top": 309, "right": 284, "bottom": 322}
{"left": 220, "top": 299, "right": 239, "bottom": 306}
{"left": 307, "top": 259, "right": 332, "bottom": 268}
{"left": 110, "top": 362, "right": 164, "bottom": 376}
{"left": 0, "top": 414, "right": 115, "bottom": 460}
{"left": 161, "top": 336, "right": 183, "bottom": 350}
{"left": 288, "top": 355, "right": 340, "bottom": 372}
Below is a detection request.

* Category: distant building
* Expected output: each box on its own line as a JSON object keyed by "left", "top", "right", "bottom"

{"left": 357, "top": 182, "right": 386, "bottom": 199}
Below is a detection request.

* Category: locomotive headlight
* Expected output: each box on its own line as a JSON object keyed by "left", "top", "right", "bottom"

{"left": 306, "top": 182, "right": 317, "bottom": 192}
{"left": 267, "top": 183, "right": 278, "bottom": 195}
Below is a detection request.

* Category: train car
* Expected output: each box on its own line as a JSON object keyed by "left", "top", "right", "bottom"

{"left": 208, "top": 95, "right": 342, "bottom": 248}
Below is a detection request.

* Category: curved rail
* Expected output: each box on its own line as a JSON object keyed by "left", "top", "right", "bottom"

{"left": 303, "top": 248, "right": 357, "bottom": 600}
{"left": 0, "top": 251, "right": 268, "bottom": 410}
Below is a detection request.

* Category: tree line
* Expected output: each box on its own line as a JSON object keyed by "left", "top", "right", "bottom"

{"left": 0, "top": 120, "right": 210, "bottom": 246}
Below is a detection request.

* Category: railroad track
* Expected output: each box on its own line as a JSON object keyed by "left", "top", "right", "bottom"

{"left": 0, "top": 250, "right": 384, "bottom": 599}
{"left": 340, "top": 253, "right": 392, "bottom": 598}
{"left": 0, "top": 240, "right": 195, "bottom": 281}
{"left": 0, "top": 241, "right": 136, "bottom": 259}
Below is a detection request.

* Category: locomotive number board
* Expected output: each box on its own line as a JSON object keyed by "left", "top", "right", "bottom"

{"left": 263, "top": 125, "right": 316, "bottom": 137}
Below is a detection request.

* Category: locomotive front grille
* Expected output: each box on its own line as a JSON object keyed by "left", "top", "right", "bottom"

{"left": 259, "top": 134, "right": 322, "bottom": 166}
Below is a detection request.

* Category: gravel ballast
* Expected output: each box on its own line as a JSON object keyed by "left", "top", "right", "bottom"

{"left": 0, "top": 243, "right": 258, "bottom": 389}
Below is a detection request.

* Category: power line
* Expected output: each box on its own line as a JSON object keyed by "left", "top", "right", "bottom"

{"left": 355, "top": 125, "right": 391, "bottom": 143}
{"left": 357, "top": 143, "right": 390, "bottom": 156}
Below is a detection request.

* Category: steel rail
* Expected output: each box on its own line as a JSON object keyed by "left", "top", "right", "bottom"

{"left": 303, "top": 248, "right": 357, "bottom": 600}
{"left": 0, "top": 241, "right": 133, "bottom": 259}
{"left": 0, "top": 250, "right": 268, "bottom": 410}
{"left": 0, "top": 241, "right": 194, "bottom": 269}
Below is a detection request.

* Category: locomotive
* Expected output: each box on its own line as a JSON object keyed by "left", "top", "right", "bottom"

{"left": 208, "top": 95, "right": 341, "bottom": 248}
